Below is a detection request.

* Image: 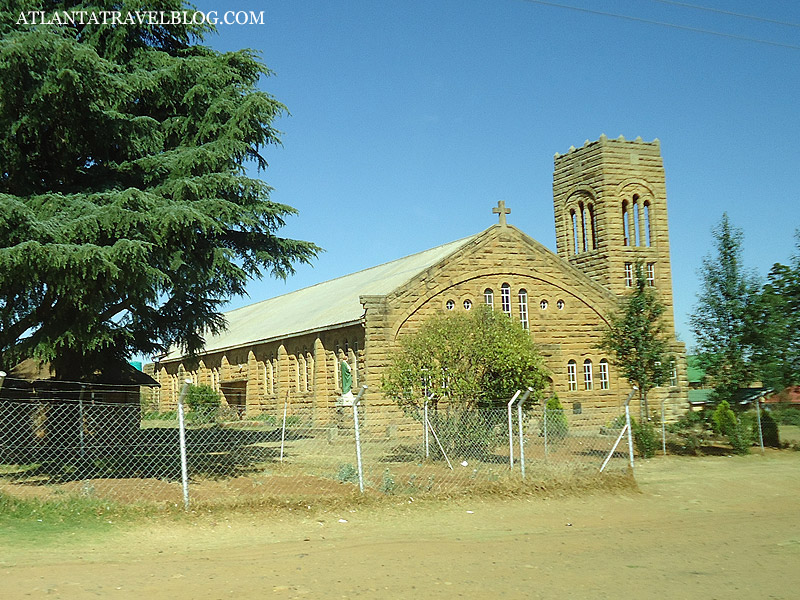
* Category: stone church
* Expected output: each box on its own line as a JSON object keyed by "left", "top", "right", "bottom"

{"left": 145, "top": 135, "right": 688, "bottom": 429}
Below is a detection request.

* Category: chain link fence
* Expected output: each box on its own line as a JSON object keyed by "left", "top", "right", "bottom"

{"left": 0, "top": 379, "right": 636, "bottom": 507}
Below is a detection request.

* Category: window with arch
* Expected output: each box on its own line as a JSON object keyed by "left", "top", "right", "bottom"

{"left": 567, "top": 360, "right": 577, "bottom": 391}
{"left": 571, "top": 210, "right": 579, "bottom": 255}
{"left": 588, "top": 203, "right": 598, "bottom": 250}
{"left": 484, "top": 288, "right": 494, "bottom": 309}
{"left": 599, "top": 359, "right": 609, "bottom": 390}
{"left": 644, "top": 201, "right": 652, "bottom": 246}
{"left": 306, "top": 351, "right": 314, "bottom": 391}
{"left": 632, "top": 195, "right": 641, "bottom": 247}
{"left": 518, "top": 289, "right": 528, "bottom": 330}
{"left": 463, "top": 299, "right": 472, "bottom": 310}
{"left": 557, "top": 299, "right": 565, "bottom": 310}
{"left": 540, "top": 299, "right": 548, "bottom": 310}
{"left": 622, "top": 200, "right": 630, "bottom": 246}
{"left": 583, "top": 359, "right": 593, "bottom": 391}
{"left": 298, "top": 353, "right": 307, "bottom": 392}
{"left": 501, "top": 283, "right": 511, "bottom": 316}
{"left": 265, "top": 359, "right": 274, "bottom": 394}
{"left": 580, "top": 202, "right": 588, "bottom": 252}
{"left": 446, "top": 299, "right": 455, "bottom": 310}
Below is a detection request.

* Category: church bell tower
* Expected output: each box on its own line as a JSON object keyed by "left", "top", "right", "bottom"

{"left": 552, "top": 135, "right": 677, "bottom": 336}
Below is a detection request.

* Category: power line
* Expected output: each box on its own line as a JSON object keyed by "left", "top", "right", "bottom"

{"left": 649, "top": 0, "right": 800, "bottom": 29}
{"left": 520, "top": 0, "right": 800, "bottom": 51}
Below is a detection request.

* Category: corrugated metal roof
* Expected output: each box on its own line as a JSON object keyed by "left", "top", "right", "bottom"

{"left": 163, "top": 234, "right": 478, "bottom": 360}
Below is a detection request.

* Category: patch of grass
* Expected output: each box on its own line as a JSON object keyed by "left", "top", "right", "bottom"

{"left": 0, "top": 492, "right": 156, "bottom": 549}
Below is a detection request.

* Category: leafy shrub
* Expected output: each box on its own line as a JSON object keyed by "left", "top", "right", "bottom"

{"left": 728, "top": 419, "right": 753, "bottom": 455}
{"left": 184, "top": 384, "right": 222, "bottom": 424}
{"left": 336, "top": 463, "right": 358, "bottom": 483}
{"left": 753, "top": 410, "right": 780, "bottom": 448}
{"left": 630, "top": 417, "right": 658, "bottom": 459}
{"left": 540, "top": 394, "right": 569, "bottom": 440}
{"left": 712, "top": 400, "right": 737, "bottom": 437}
{"left": 380, "top": 469, "right": 396, "bottom": 494}
{"left": 770, "top": 404, "right": 800, "bottom": 426}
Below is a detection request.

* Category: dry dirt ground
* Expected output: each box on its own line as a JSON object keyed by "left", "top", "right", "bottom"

{"left": 2, "top": 452, "right": 799, "bottom": 600}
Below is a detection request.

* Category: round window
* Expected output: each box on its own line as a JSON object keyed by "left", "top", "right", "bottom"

{"left": 540, "top": 299, "right": 548, "bottom": 310}
{"left": 557, "top": 299, "right": 565, "bottom": 310}
{"left": 463, "top": 299, "right": 472, "bottom": 310}
{"left": 446, "top": 300, "right": 455, "bottom": 310}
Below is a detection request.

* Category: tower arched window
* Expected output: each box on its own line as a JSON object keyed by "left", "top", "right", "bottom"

{"left": 588, "top": 203, "right": 598, "bottom": 250}
{"left": 644, "top": 201, "right": 652, "bottom": 246}
{"left": 580, "top": 202, "right": 588, "bottom": 252}
{"left": 484, "top": 288, "right": 494, "bottom": 309}
{"left": 622, "top": 200, "right": 630, "bottom": 246}
{"left": 518, "top": 289, "right": 528, "bottom": 330}
{"left": 501, "top": 283, "right": 511, "bottom": 316}
{"left": 632, "top": 196, "right": 641, "bottom": 247}
{"left": 583, "top": 359, "right": 593, "bottom": 391}
{"left": 567, "top": 360, "right": 577, "bottom": 391}
{"left": 571, "top": 210, "right": 579, "bottom": 255}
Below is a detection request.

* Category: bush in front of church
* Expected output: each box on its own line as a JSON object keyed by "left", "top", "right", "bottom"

{"left": 381, "top": 305, "right": 548, "bottom": 411}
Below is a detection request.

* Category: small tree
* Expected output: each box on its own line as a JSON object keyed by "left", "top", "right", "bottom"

{"left": 382, "top": 305, "right": 548, "bottom": 410}
{"left": 690, "top": 214, "right": 759, "bottom": 403}
{"left": 749, "top": 233, "right": 800, "bottom": 390}
{"left": 185, "top": 384, "right": 222, "bottom": 424}
{"left": 598, "top": 262, "right": 672, "bottom": 420}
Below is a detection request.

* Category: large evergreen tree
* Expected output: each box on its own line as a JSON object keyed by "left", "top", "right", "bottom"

{"left": 598, "top": 262, "right": 671, "bottom": 420}
{"left": 0, "top": 1, "right": 319, "bottom": 379}
{"left": 690, "top": 214, "right": 758, "bottom": 402}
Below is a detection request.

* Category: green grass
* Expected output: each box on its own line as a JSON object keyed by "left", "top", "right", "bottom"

{"left": 0, "top": 492, "right": 163, "bottom": 550}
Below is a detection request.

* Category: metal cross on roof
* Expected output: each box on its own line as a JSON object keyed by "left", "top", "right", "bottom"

{"left": 493, "top": 200, "right": 510, "bottom": 226}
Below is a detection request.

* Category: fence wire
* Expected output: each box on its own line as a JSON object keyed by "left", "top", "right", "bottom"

{"left": 0, "top": 386, "right": 638, "bottom": 506}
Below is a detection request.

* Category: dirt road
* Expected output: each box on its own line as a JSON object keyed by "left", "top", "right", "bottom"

{"left": 2, "top": 452, "right": 799, "bottom": 599}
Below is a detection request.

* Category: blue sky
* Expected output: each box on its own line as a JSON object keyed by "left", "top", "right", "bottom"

{"left": 196, "top": 0, "right": 800, "bottom": 348}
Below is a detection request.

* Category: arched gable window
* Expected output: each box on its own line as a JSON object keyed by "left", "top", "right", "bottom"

{"left": 644, "top": 201, "right": 652, "bottom": 246}
{"left": 583, "top": 359, "right": 593, "bottom": 391}
{"left": 500, "top": 283, "right": 511, "bottom": 316}
{"left": 567, "top": 360, "right": 577, "bottom": 391}
{"left": 484, "top": 288, "right": 494, "bottom": 309}
{"left": 518, "top": 289, "right": 528, "bottom": 330}
{"left": 599, "top": 359, "right": 609, "bottom": 390}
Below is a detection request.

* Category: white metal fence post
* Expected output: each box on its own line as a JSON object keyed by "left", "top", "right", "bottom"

{"left": 600, "top": 388, "right": 637, "bottom": 473}
{"left": 177, "top": 379, "right": 192, "bottom": 511}
{"left": 755, "top": 396, "right": 765, "bottom": 454}
{"left": 507, "top": 390, "right": 521, "bottom": 470}
{"left": 517, "top": 388, "right": 533, "bottom": 480}
{"left": 353, "top": 385, "right": 368, "bottom": 493}
{"left": 424, "top": 394, "right": 432, "bottom": 459}
{"left": 626, "top": 387, "right": 637, "bottom": 469}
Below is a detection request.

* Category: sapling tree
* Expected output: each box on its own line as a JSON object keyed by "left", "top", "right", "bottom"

{"left": 599, "top": 262, "right": 672, "bottom": 420}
